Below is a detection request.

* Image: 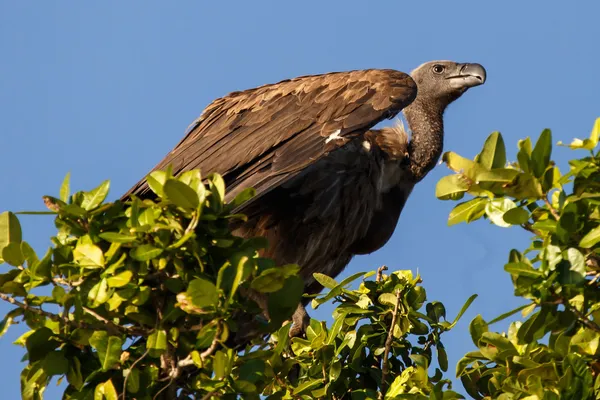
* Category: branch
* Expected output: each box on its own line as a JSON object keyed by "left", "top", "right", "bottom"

{"left": 550, "top": 293, "right": 600, "bottom": 334}
{"left": 122, "top": 348, "right": 150, "bottom": 400}
{"left": 376, "top": 265, "right": 388, "bottom": 283}
{"left": 379, "top": 288, "right": 402, "bottom": 399}
{"left": 0, "top": 292, "right": 92, "bottom": 331}
{"left": 82, "top": 306, "right": 147, "bottom": 336}
{"left": 544, "top": 197, "right": 560, "bottom": 221}
{"left": 178, "top": 323, "right": 223, "bottom": 368}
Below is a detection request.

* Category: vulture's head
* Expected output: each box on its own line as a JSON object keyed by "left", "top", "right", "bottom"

{"left": 410, "top": 60, "right": 486, "bottom": 107}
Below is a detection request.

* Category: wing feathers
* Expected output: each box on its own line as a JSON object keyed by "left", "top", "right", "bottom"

{"left": 122, "top": 69, "right": 417, "bottom": 205}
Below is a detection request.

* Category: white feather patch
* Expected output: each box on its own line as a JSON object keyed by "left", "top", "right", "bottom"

{"left": 325, "top": 129, "right": 342, "bottom": 144}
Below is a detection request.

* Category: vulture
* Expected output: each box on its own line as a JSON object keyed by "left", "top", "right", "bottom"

{"left": 123, "top": 60, "right": 486, "bottom": 340}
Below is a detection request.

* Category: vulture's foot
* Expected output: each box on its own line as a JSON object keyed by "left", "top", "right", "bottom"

{"left": 288, "top": 303, "right": 311, "bottom": 338}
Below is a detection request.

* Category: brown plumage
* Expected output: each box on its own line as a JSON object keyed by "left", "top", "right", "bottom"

{"left": 123, "top": 61, "right": 486, "bottom": 340}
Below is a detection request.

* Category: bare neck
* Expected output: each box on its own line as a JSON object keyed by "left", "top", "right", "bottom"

{"left": 403, "top": 98, "right": 445, "bottom": 182}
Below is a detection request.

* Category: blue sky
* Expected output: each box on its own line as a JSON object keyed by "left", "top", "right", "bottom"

{"left": 1, "top": 1, "right": 599, "bottom": 398}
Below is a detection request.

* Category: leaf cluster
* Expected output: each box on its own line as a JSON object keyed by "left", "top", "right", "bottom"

{"left": 437, "top": 118, "right": 600, "bottom": 399}
{"left": 0, "top": 168, "right": 472, "bottom": 399}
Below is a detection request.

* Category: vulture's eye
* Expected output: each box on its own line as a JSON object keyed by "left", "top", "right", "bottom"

{"left": 432, "top": 64, "right": 445, "bottom": 74}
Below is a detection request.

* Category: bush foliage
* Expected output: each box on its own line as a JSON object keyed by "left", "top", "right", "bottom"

{"left": 0, "top": 169, "right": 472, "bottom": 399}
{"left": 0, "top": 118, "right": 599, "bottom": 399}
{"left": 436, "top": 118, "right": 600, "bottom": 399}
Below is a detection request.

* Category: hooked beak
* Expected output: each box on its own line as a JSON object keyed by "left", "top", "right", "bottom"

{"left": 447, "top": 63, "right": 486, "bottom": 89}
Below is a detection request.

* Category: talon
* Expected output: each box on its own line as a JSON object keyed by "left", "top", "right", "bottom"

{"left": 288, "top": 303, "right": 310, "bottom": 338}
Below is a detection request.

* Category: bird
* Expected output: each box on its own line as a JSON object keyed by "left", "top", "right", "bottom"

{"left": 122, "top": 60, "right": 486, "bottom": 340}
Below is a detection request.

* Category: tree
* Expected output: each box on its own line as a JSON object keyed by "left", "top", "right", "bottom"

{"left": 0, "top": 117, "right": 599, "bottom": 399}
{"left": 0, "top": 170, "right": 471, "bottom": 399}
{"left": 436, "top": 118, "right": 600, "bottom": 399}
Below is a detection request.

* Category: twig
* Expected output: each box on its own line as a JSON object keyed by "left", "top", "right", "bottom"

{"left": 379, "top": 289, "right": 402, "bottom": 399}
{"left": 82, "top": 306, "right": 147, "bottom": 336}
{"left": 521, "top": 223, "right": 542, "bottom": 236}
{"left": 153, "top": 377, "right": 176, "bottom": 400}
{"left": 568, "top": 304, "right": 600, "bottom": 333}
{"left": 550, "top": 294, "right": 600, "bottom": 334}
{"left": 122, "top": 348, "right": 150, "bottom": 400}
{"left": 544, "top": 197, "right": 560, "bottom": 221}
{"left": 376, "top": 266, "right": 388, "bottom": 283}
{"left": 178, "top": 323, "right": 223, "bottom": 368}
{"left": 0, "top": 292, "right": 91, "bottom": 331}
{"left": 200, "top": 392, "right": 218, "bottom": 400}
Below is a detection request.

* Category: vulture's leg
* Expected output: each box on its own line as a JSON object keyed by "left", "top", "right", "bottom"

{"left": 288, "top": 303, "right": 310, "bottom": 338}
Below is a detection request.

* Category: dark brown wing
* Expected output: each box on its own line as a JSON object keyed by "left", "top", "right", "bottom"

{"left": 122, "top": 69, "right": 417, "bottom": 203}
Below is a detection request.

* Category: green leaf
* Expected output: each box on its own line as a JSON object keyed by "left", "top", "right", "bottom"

{"left": 147, "top": 170, "right": 168, "bottom": 197}
{"left": 213, "top": 350, "right": 228, "bottom": 380}
{"left": 478, "top": 131, "right": 506, "bottom": 169}
{"left": 565, "top": 247, "right": 586, "bottom": 281}
{"left": 43, "top": 351, "right": 69, "bottom": 376}
{"left": 437, "top": 343, "right": 449, "bottom": 372}
{"left": 94, "top": 379, "right": 118, "bottom": 400}
{"left": 292, "top": 379, "right": 323, "bottom": 395}
{"left": 228, "top": 187, "right": 256, "bottom": 210}
{"left": 487, "top": 303, "right": 533, "bottom": 325}
{"left": 251, "top": 265, "right": 301, "bottom": 293}
{"left": 59, "top": 172, "right": 71, "bottom": 202}
{"left": 67, "top": 357, "right": 83, "bottom": 390}
{"left": 447, "top": 198, "right": 487, "bottom": 226}
{"left": 88, "top": 278, "right": 110, "bottom": 306}
{"left": 26, "top": 327, "right": 60, "bottom": 362}
{"left": 81, "top": 180, "right": 110, "bottom": 210}
{"left": 89, "top": 331, "right": 123, "bottom": 371}
{"left": 504, "top": 262, "right": 543, "bottom": 278}
{"left": 442, "top": 151, "right": 485, "bottom": 180}
{"left": 558, "top": 117, "right": 600, "bottom": 150}
{"left": 0, "top": 211, "right": 22, "bottom": 263}
{"left": 570, "top": 328, "right": 600, "bottom": 355}
{"left": 449, "top": 294, "right": 478, "bottom": 329}
{"left": 163, "top": 178, "right": 200, "bottom": 209}
{"left": 177, "top": 278, "right": 218, "bottom": 312}
{"left": 378, "top": 293, "right": 398, "bottom": 307}
{"left": 124, "top": 368, "right": 140, "bottom": 394}
{"left": 531, "top": 129, "right": 552, "bottom": 178}
{"left": 485, "top": 198, "right": 516, "bottom": 228}
{"left": 106, "top": 270, "right": 133, "bottom": 288}
{"left": 435, "top": 174, "right": 469, "bottom": 200}
{"left": 517, "top": 137, "right": 533, "bottom": 173}
{"left": 98, "top": 232, "right": 137, "bottom": 243}
{"left": 73, "top": 240, "right": 105, "bottom": 268}
{"left": 468, "top": 315, "right": 488, "bottom": 346}
{"left": 130, "top": 244, "right": 163, "bottom": 261}
{"left": 268, "top": 276, "right": 304, "bottom": 326}
{"left": 0, "top": 308, "right": 23, "bottom": 338}
{"left": 502, "top": 207, "right": 529, "bottom": 225}
{"left": 312, "top": 273, "right": 338, "bottom": 289}
{"left": 210, "top": 173, "right": 226, "bottom": 202}
{"left": 147, "top": 329, "right": 167, "bottom": 357}
{"left": 2, "top": 242, "right": 24, "bottom": 266}
{"left": 579, "top": 225, "right": 600, "bottom": 248}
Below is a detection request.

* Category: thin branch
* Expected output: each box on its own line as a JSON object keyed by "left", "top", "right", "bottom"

{"left": 200, "top": 392, "right": 219, "bottom": 400}
{"left": 379, "top": 289, "right": 402, "bottom": 399}
{"left": 544, "top": 197, "right": 560, "bottom": 221}
{"left": 568, "top": 303, "right": 600, "bottom": 333}
{"left": 550, "top": 293, "right": 600, "bottom": 334}
{"left": 122, "top": 348, "right": 150, "bottom": 400}
{"left": 82, "top": 306, "right": 147, "bottom": 336}
{"left": 0, "top": 292, "right": 91, "bottom": 331}
{"left": 178, "top": 323, "right": 223, "bottom": 368}
{"left": 153, "top": 377, "right": 176, "bottom": 400}
{"left": 376, "top": 266, "right": 388, "bottom": 283}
